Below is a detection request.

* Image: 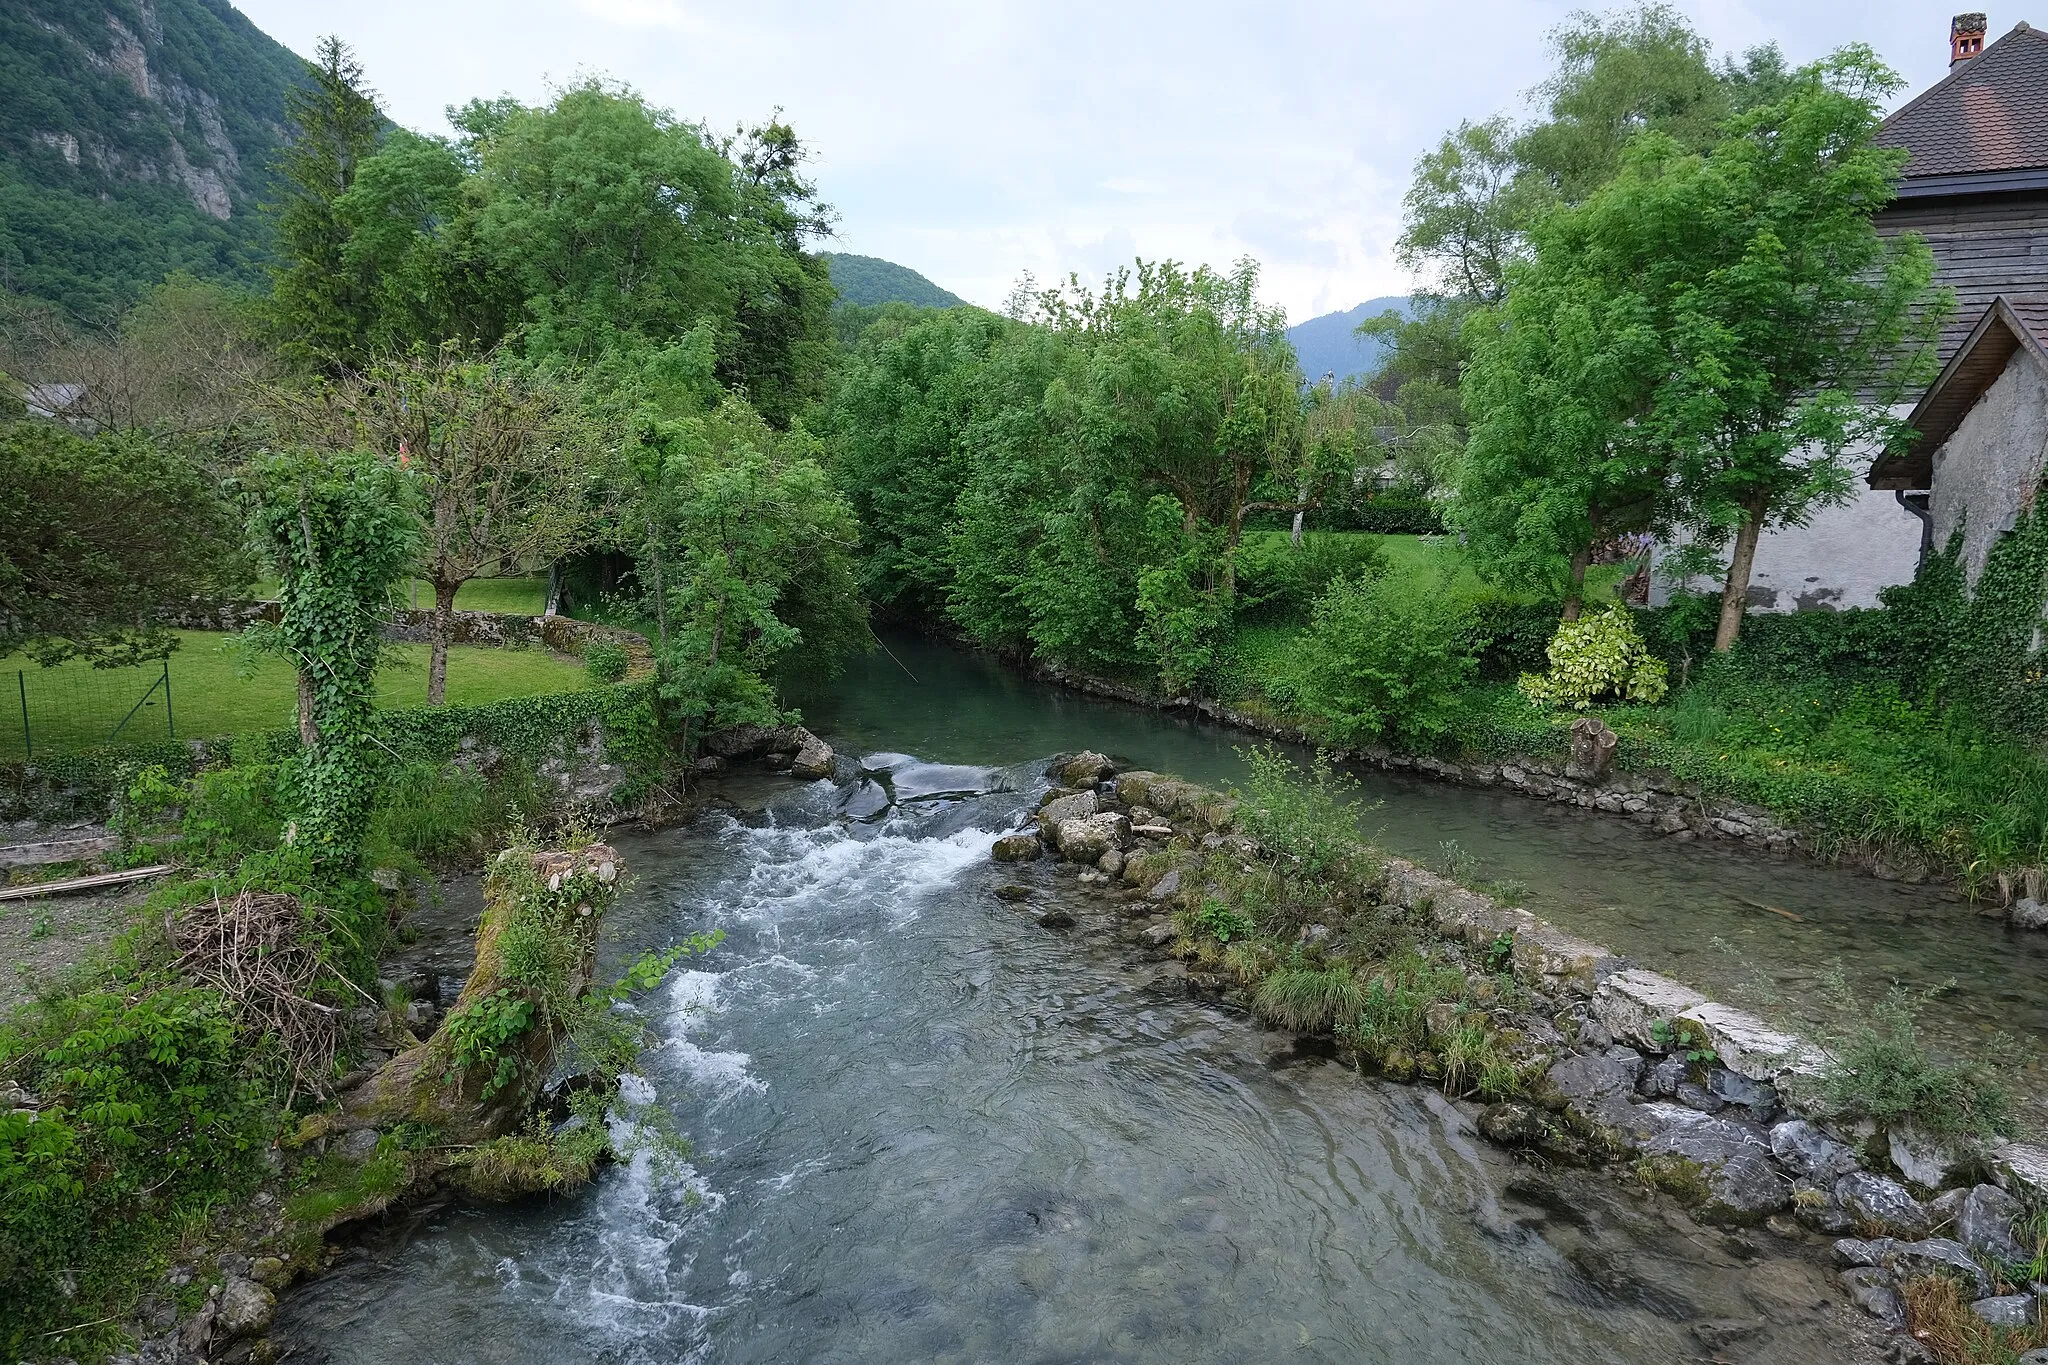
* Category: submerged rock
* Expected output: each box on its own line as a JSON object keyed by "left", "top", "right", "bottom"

{"left": 2012, "top": 897, "right": 2048, "bottom": 930}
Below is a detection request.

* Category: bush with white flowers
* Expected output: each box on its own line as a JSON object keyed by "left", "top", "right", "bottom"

{"left": 1519, "top": 605, "right": 1668, "bottom": 709}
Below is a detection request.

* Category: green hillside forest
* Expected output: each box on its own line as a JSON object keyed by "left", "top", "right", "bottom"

{"left": 0, "top": 0, "right": 307, "bottom": 321}
{"left": 821, "top": 251, "right": 964, "bottom": 308}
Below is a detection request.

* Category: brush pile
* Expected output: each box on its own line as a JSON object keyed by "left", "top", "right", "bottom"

{"left": 170, "top": 889, "right": 349, "bottom": 1099}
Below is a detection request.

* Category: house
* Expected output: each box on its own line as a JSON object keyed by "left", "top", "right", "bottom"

{"left": 1653, "top": 14, "right": 2048, "bottom": 611}
{"left": 1865, "top": 17, "right": 2048, "bottom": 587}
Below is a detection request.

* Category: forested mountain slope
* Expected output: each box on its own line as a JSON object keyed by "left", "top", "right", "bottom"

{"left": 1286, "top": 294, "right": 1411, "bottom": 384}
{"left": 0, "top": 0, "right": 306, "bottom": 320}
{"left": 821, "top": 252, "right": 965, "bottom": 308}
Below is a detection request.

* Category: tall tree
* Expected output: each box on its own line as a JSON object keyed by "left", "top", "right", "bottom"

{"left": 1396, "top": 116, "right": 1548, "bottom": 305}
{"left": 1633, "top": 49, "right": 1944, "bottom": 650}
{"left": 314, "top": 348, "right": 606, "bottom": 703}
{"left": 267, "top": 36, "right": 383, "bottom": 369}
{"left": 632, "top": 396, "right": 866, "bottom": 751}
{"left": 1456, "top": 194, "right": 1673, "bottom": 619}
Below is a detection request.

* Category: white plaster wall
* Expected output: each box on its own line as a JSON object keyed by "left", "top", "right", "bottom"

{"left": 1649, "top": 484, "right": 1923, "bottom": 611}
{"left": 1929, "top": 352, "right": 2048, "bottom": 586}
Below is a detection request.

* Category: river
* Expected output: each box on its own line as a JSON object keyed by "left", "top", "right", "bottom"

{"left": 278, "top": 633, "right": 2028, "bottom": 1362}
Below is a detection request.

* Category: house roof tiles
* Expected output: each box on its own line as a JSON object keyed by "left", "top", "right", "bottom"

{"left": 1875, "top": 23, "right": 2048, "bottom": 180}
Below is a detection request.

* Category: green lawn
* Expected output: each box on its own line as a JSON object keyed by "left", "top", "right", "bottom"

{"left": 1242, "top": 531, "right": 1625, "bottom": 605}
{"left": 0, "top": 629, "right": 587, "bottom": 758}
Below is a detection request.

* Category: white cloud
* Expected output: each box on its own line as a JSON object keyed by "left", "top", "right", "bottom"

{"left": 237, "top": 0, "right": 1965, "bottom": 322}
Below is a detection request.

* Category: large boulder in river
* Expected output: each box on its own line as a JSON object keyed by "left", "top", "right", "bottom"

{"left": 1633, "top": 1103, "right": 1791, "bottom": 1222}
{"left": 1056, "top": 751, "right": 1117, "bottom": 787}
{"left": 1055, "top": 812, "right": 1130, "bottom": 862}
{"left": 992, "top": 833, "right": 1043, "bottom": 862}
{"left": 1037, "top": 790, "right": 1098, "bottom": 837}
{"left": 788, "top": 728, "right": 835, "bottom": 779}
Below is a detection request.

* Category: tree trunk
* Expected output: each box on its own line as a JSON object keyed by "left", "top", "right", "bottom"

{"left": 1562, "top": 543, "right": 1594, "bottom": 622}
{"left": 1290, "top": 478, "right": 1309, "bottom": 548}
{"left": 428, "top": 577, "right": 459, "bottom": 705}
{"left": 297, "top": 670, "right": 318, "bottom": 747}
{"left": 647, "top": 524, "right": 669, "bottom": 655}
{"left": 1713, "top": 494, "right": 1770, "bottom": 653}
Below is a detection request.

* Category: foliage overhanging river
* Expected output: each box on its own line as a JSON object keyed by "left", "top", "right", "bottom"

{"left": 278, "top": 633, "right": 2040, "bottom": 1362}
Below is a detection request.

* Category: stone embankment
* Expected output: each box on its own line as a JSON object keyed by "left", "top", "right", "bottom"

{"left": 995, "top": 750, "right": 2048, "bottom": 1355}
{"left": 1026, "top": 660, "right": 1949, "bottom": 886}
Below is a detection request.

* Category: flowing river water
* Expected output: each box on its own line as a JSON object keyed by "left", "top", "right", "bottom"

{"left": 276, "top": 633, "right": 2042, "bottom": 1362}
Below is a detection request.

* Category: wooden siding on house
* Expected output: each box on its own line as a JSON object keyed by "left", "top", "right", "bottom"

{"left": 1876, "top": 191, "right": 2048, "bottom": 365}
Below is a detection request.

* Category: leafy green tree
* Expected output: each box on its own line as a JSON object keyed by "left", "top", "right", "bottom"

{"left": 828, "top": 306, "right": 1011, "bottom": 614}
{"left": 0, "top": 420, "right": 248, "bottom": 664}
{"left": 241, "top": 449, "right": 417, "bottom": 868}
{"left": 1455, "top": 186, "right": 1673, "bottom": 619}
{"left": 631, "top": 395, "right": 865, "bottom": 748}
{"left": 468, "top": 83, "right": 834, "bottom": 424}
{"left": 310, "top": 348, "right": 607, "bottom": 703}
{"left": 1396, "top": 116, "right": 1548, "bottom": 305}
{"left": 1288, "top": 572, "right": 1479, "bottom": 749}
{"left": 1515, "top": 3, "right": 1729, "bottom": 201}
{"left": 267, "top": 36, "right": 383, "bottom": 369}
{"left": 1626, "top": 49, "right": 1945, "bottom": 650}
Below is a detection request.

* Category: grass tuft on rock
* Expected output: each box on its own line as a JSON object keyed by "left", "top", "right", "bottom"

{"left": 1253, "top": 964, "right": 1365, "bottom": 1034}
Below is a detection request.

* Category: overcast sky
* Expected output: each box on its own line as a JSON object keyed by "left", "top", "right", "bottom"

{"left": 233, "top": 1, "right": 1984, "bottom": 323}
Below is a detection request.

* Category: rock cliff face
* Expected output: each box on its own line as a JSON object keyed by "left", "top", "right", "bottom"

{"left": 0, "top": 0, "right": 309, "bottom": 312}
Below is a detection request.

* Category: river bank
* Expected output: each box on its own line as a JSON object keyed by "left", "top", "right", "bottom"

{"left": 999, "top": 750, "right": 2048, "bottom": 1361}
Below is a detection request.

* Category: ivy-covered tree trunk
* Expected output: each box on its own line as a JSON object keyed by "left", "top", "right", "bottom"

{"left": 428, "top": 575, "right": 460, "bottom": 705}
{"left": 336, "top": 843, "right": 623, "bottom": 1144}
{"left": 296, "top": 670, "right": 319, "bottom": 746}
{"left": 1713, "top": 493, "right": 1770, "bottom": 653}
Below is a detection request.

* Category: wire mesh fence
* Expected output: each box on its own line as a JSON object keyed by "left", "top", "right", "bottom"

{"left": 2, "top": 658, "right": 174, "bottom": 761}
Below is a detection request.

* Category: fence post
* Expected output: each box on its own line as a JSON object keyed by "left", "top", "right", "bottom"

{"left": 16, "top": 671, "right": 28, "bottom": 762}
{"left": 163, "top": 657, "right": 174, "bottom": 740}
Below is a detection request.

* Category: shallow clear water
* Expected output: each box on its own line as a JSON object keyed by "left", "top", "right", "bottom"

{"left": 276, "top": 633, "right": 2032, "bottom": 1361}
{"left": 802, "top": 635, "right": 2048, "bottom": 1056}
{"left": 281, "top": 768, "right": 1855, "bottom": 1363}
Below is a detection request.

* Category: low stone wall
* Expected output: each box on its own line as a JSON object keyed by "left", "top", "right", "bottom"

{"left": 166, "top": 600, "right": 654, "bottom": 677}
{"left": 1000, "top": 751, "right": 2048, "bottom": 1346}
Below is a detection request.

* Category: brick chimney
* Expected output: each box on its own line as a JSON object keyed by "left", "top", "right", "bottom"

{"left": 1951, "top": 13, "right": 1988, "bottom": 66}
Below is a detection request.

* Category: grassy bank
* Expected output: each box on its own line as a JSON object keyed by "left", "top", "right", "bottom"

{"left": 1, "top": 629, "right": 589, "bottom": 759}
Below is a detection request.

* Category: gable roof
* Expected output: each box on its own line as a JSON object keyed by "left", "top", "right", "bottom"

{"left": 1868, "top": 295, "right": 2048, "bottom": 489}
{"left": 1875, "top": 22, "right": 2048, "bottom": 195}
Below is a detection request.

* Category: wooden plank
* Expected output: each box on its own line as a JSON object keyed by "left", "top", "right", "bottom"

{"left": 0, "top": 865, "right": 174, "bottom": 902}
{"left": 0, "top": 835, "right": 122, "bottom": 869}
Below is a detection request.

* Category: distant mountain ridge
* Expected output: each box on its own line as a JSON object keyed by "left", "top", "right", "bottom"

{"left": 0, "top": 0, "right": 309, "bottom": 320}
{"left": 1287, "top": 295, "right": 1412, "bottom": 384}
{"left": 821, "top": 252, "right": 965, "bottom": 309}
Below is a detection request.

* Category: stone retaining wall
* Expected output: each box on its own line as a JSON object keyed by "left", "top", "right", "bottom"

{"left": 165, "top": 601, "right": 653, "bottom": 677}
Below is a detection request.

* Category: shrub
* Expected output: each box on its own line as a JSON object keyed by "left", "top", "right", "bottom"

{"left": 1231, "top": 744, "right": 1377, "bottom": 879}
{"left": 1290, "top": 572, "right": 1480, "bottom": 747}
{"left": 1816, "top": 975, "right": 2019, "bottom": 1142}
{"left": 1194, "top": 897, "right": 1255, "bottom": 943}
{"left": 1253, "top": 964, "right": 1365, "bottom": 1033}
{"left": 583, "top": 639, "right": 630, "bottom": 685}
{"left": 1520, "top": 605, "right": 1669, "bottom": 709}
{"left": 1471, "top": 598, "right": 1566, "bottom": 680}
{"left": 1235, "top": 532, "right": 1390, "bottom": 623}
